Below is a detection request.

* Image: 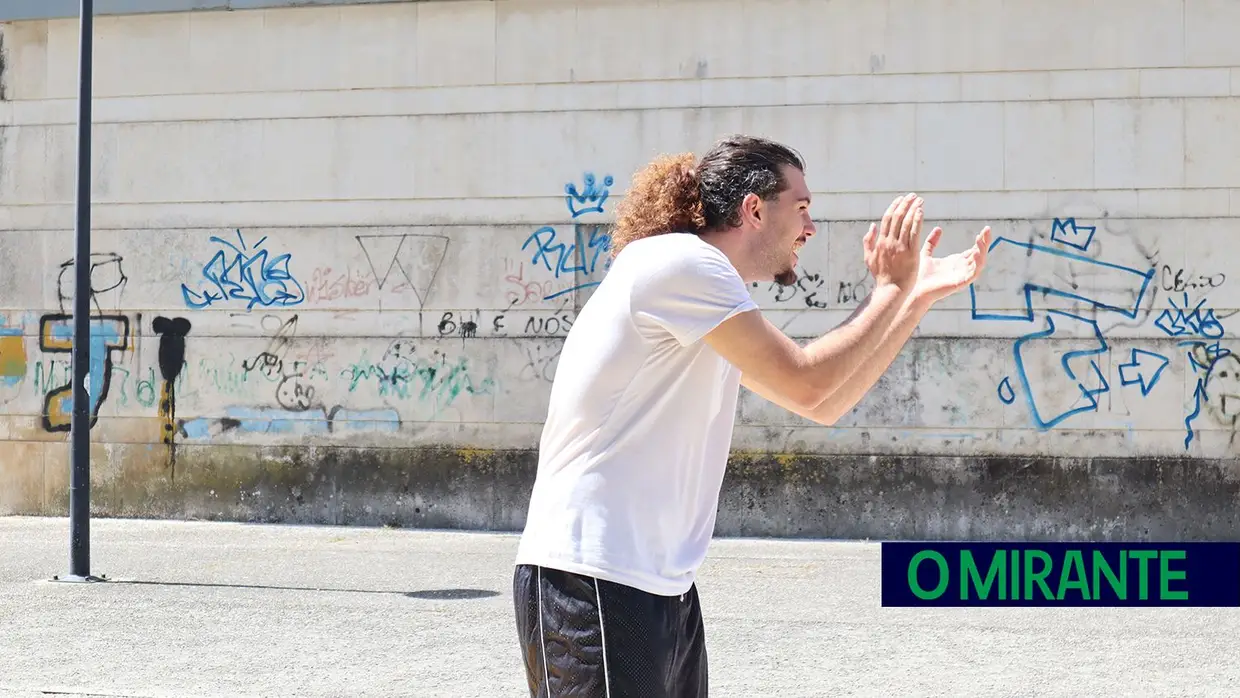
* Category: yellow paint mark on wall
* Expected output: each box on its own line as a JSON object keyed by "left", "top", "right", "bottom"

{"left": 0, "top": 335, "right": 27, "bottom": 386}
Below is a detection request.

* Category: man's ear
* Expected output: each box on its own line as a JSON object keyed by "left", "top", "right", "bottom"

{"left": 739, "top": 192, "right": 763, "bottom": 226}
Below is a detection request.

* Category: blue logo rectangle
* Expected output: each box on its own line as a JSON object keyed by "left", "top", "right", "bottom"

{"left": 881, "top": 542, "right": 1240, "bottom": 607}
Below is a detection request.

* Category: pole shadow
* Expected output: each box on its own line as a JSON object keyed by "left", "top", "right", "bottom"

{"left": 108, "top": 579, "right": 500, "bottom": 600}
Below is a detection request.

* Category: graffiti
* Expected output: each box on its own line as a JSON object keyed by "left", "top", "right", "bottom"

{"left": 38, "top": 315, "right": 130, "bottom": 432}
{"left": 1011, "top": 310, "right": 1110, "bottom": 430}
{"left": 504, "top": 260, "right": 557, "bottom": 307}
{"left": 973, "top": 219, "right": 1157, "bottom": 432}
{"left": 753, "top": 266, "right": 830, "bottom": 308}
{"left": 436, "top": 312, "right": 480, "bottom": 339}
{"left": 182, "top": 230, "right": 305, "bottom": 310}
{"left": 1154, "top": 293, "right": 1224, "bottom": 339}
{"left": 57, "top": 253, "right": 128, "bottom": 316}
{"left": 340, "top": 340, "right": 495, "bottom": 414}
{"left": 1160, "top": 266, "right": 1225, "bottom": 293}
{"left": 356, "top": 233, "right": 450, "bottom": 308}
{"left": 306, "top": 266, "right": 379, "bottom": 304}
{"left": 1198, "top": 349, "right": 1240, "bottom": 446}
{"left": 970, "top": 236, "right": 1155, "bottom": 323}
{"left": 1116, "top": 349, "right": 1170, "bottom": 397}
{"left": 836, "top": 278, "right": 872, "bottom": 306}
{"left": 522, "top": 224, "right": 612, "bottom": 300}
{"left": 107, "top": 365, "right": 172, "bottom": 410}
{"left": 152, "top": 317, "right": 191, "bottom": 470}
{"left": 232, "top": 315, "right": 330, "bottom": 411}
{"left": 519, "top": 342, "right": 561, "bottom": 384}
{"left": 521, "top": 172, "right": 615, "bottom": 301}
{"left": 522, "top": 313, "right": 575, "bottom": 336}
{"left": 996, "top": 377, "right": 1016, "bottom": 404}
{"left": 565, "top": 172, "right": 613, "bottom": 218}
{"left": 1049, "top": 217, "right": 1096, "bottom": 251}
{"left": 179, "top": 405, "right": 401, "bottom": 439}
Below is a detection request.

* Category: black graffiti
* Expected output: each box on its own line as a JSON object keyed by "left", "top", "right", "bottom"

{"left": 1161, "top": 266, "right": 1225, "bottom": 293}
{"left": 837, "top": 280, "right": 870, "bottom": 305}
{"left": 438, "top": 311, "right": 481, "bottom": 339}
{"left": 152, "top": 316, "right": 192, "bottom": 473}
{"left": 152, "top": 317, "right": 191, "bottom": 383}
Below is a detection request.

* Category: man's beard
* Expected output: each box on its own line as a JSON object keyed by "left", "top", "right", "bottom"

{"left": 774, "top": 267, "right": 797, "bottom": 286}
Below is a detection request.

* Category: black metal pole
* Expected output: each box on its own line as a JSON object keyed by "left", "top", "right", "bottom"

{"left": 67, "top": 0, "right": 95, "bottom": 582}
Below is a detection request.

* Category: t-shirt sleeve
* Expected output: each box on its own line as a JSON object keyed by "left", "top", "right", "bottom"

{"left": 630, "top": 242, "right": 759, "bottom": 346}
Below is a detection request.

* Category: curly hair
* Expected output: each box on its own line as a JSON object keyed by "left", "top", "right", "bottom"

{"left": 608, "top": 135, "right": 804, "bottom": 257}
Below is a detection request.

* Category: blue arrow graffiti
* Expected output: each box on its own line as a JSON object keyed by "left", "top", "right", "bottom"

{"left": 1116, "top": 349, "right": 1171, "bottom": 396}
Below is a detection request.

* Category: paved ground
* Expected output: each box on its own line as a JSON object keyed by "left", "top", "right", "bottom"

{"left": 1, "top": 517, "right": 1237, "bottom": 697}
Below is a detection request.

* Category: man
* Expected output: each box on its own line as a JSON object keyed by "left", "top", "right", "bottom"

{"left": 512, "top": 135, "right": 992, "bottom": 696}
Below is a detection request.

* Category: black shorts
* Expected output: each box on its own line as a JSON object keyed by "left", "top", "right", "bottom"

{"left": 512, "top": 563, "right": 708, "bottom": 697}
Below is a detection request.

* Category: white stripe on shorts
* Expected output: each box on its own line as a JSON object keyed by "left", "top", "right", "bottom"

{"left": 537, "top": 567, "right": 551, "bottom": 697}
{"left": 593, "top": 577, "right": 613, "bottom": 698}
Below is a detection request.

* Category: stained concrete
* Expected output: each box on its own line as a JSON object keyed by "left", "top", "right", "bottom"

{"left": 1, "top": 516, "right": 1237, "bottom": 697}
{"left": 7, "top": 449, "right": 1240, "bottom": 541}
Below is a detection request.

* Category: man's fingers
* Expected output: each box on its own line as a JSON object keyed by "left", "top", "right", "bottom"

{"left": 890, "top": 193, "right": 915, "bottom": 241}
{"left": 880, "top": 195, "right": 902, "bottom": 239}
{"left": 864, "top": 223, "right": 877, "bottom": 249}
{"left": 898, "top": 196, "right": 922, "bottom": 247}
{"left": 923, "top": 226, "right": 943, "bottom": 255}
{"left": 976, "top": 226, "right": 992, "bottom": 261}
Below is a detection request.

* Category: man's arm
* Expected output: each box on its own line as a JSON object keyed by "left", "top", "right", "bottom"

{"left": 701, "top": 282, "right": 911, "bottom": 411}
{"left": 738, "top": 224, "right": 993, "bottom": 425}
{"left": 700, "top": 193, "right": 925, "bottom": 410}
{"left": 740, "top": 291, "right": 932, "bottom": 425}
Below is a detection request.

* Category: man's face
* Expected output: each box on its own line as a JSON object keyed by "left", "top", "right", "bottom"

{"left": 753, "top": 165, "right": 816, "bottom": 286}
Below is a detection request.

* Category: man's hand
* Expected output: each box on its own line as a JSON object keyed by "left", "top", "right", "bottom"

{"left": 864, "top": 193, "right": 924, "bottom": 291}
{"left": 913, "top": 225, "right": 992, "bottom": 303}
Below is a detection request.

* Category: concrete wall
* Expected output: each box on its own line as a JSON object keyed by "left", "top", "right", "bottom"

{"left": 2, "top": 0, "right": 1239, "bottom": 539}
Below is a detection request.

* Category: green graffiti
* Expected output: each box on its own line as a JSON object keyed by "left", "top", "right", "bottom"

{"left": 340, "top": 350, "right": 494, "bottom": 412}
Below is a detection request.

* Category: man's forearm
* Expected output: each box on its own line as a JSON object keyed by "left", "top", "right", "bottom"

{"left": 795, "top": 283, "right": 911, "bottom": 400}
{"left": 809, "top": 290, "right": 933, "bottom": 424}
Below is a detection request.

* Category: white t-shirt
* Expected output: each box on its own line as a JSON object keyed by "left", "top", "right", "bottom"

{"left": 515, "top": 232, "right": 759, "bottom": 596}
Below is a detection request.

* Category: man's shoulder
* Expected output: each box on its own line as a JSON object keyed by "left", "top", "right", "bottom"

{"left": 619, "top": 233, "right": 734, "bottom": 274}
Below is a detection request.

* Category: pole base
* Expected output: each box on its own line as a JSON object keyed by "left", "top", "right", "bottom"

{"left": 49, "top": 574, "right": 107, "bottom": 583}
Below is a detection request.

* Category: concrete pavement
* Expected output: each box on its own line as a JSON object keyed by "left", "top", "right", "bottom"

{"left": 1, "top": 516, "right": 1237, "bottom": 697}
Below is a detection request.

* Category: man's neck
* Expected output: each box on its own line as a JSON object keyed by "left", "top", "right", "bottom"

{"left": 697, "top": 227, "right": 762, "bottom": 283}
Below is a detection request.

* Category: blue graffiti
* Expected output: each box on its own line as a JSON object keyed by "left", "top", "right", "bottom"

{"left": 182, "top": 230, "right": 305, "bottom": 310}
{"left": 970, "top": 237, "right": 1155, "bottom": 323}
{"left": 566, "top": 173, "right": 613, "bottom": 218}
{"left": 1116, "top": 349, "right": 1170, "bottom": 396}
{"left": 327, "top": 407, "right": 401, "bottom": 434}
{"left": 1179, "top": 340, "right": 1233, "bottom": 449}
{"left": 524, "top": 172, "right": 615, "bottom": 300}
{"left": 1154, "top": 293, "right": 1224, "bottom": 339}
{"left": 522, "top": 224, "right": 612, "bottom": 299}
{"left": 39, "top": 315, "right": 129, "bottom": 431}
{"left": 180, "top": 405, "right": 400, "bottom": 439}
{"left": 997, "top": 377, "right": 1016, "bottom": 404}
{"left": 1011, "top": 310, "right": 1110, "bottom": 430}
{"left": 1150, "top": 295, "right": 1229, "bottom": 449}
{"left": 1049, "top": 217, "right": 1096, "bottom": 251}
{"left": 1184, "top": 380, "right": 1208, "bottom": 450}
